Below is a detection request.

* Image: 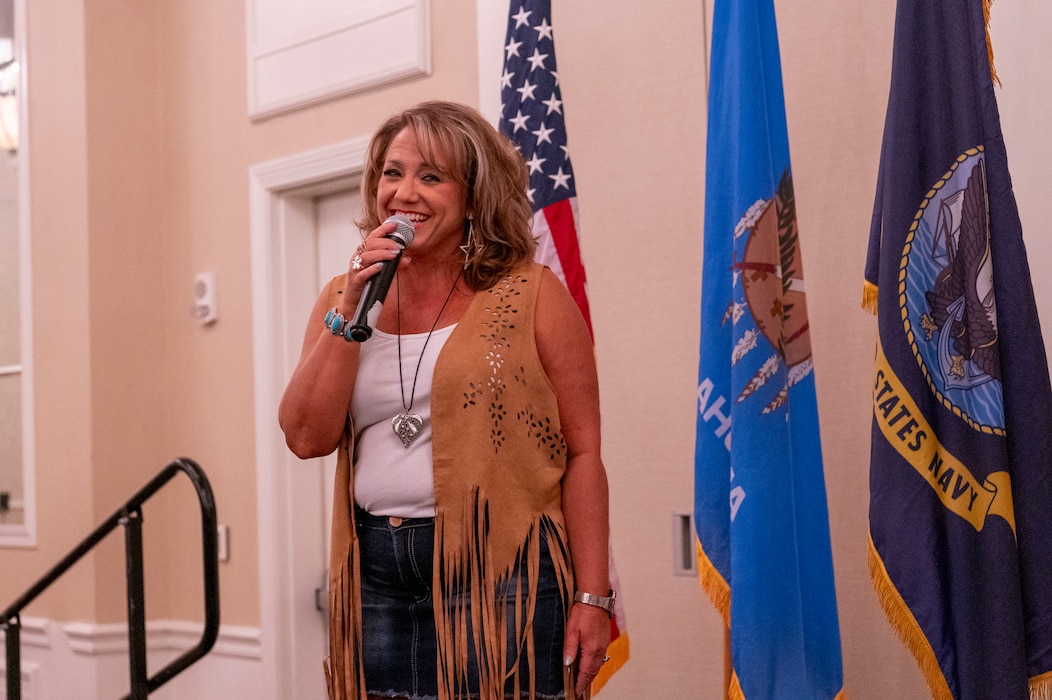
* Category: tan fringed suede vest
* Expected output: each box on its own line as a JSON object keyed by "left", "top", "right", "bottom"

{"left": 324, "top": 263, "right": 580, "bottom": 700}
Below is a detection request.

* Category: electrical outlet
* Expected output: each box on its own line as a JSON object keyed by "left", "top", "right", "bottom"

{"left": 217, "top": 524, "right": 230, "bottom": 562}
{"left": 192, "top": 272, "right": 218, "bottom": 325}
{"left": 672, "top": 511, "right": 698, "bottom": 576}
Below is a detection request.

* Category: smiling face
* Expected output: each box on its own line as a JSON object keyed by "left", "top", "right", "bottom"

{"left": 376, "top": 127, "right": 469, "bottom": 261}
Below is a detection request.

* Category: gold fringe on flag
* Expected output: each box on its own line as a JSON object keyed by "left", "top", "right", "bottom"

{"left": 1031, "top": 670, "right": 1052, "bottom": 700}
{"left": 701, "top": 535, "right": 850, "bottom": 700}
{"left": 728, "top": 670, "right": 745, "bottom": 700}
{"left": 983, "top": 0, "right": 1001, "bottom": 87}
{"left": 867, "top": 536, "right": 953, "bottom": 700}
{"left": 726, "top": 666, "right": 850, "bottom": 699}
{"left": 696, "top": 539, "right": 731, "bottom": 623}
{"left": 861, "top": 281, "right": 879, "bottom": 315}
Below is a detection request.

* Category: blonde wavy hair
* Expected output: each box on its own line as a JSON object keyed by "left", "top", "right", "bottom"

{"left": 358, "top": 101, "right": 537, "bottom": 291}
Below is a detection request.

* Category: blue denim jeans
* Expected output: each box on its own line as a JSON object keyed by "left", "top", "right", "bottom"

{"left": 355, "top": 508, "right": 567, "bottom": 699}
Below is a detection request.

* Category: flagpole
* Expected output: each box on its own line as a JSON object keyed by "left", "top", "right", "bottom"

{"left": 723, "top": 624, "right": 731, "bottom": 699}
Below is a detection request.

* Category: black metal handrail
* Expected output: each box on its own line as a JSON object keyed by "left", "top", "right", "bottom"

{"left": 1, "top": 458, "right": 220, "bottom": 700}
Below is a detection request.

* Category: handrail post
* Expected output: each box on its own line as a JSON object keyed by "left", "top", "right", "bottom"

{"left": 3, "top": 614, "right": 21, "bottom": 700}
{"left": 3, "top": 459, "right": 219, "bottom": 699}
{"left": 122, "top": 509, "right": 148, "bottom": 700}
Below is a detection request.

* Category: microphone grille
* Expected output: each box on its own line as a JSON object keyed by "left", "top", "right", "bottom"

{"left": 386, "top": 214, "right": 416, "bottom": 246}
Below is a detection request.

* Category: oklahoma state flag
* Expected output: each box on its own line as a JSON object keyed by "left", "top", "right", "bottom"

{"left": 865, "top": 1, "right": 1052, "bottom": 698}
{"left": 695, "top": 0, "right": 844, "bottom": 697}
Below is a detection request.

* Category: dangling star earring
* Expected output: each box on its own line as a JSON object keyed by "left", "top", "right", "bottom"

{"left": 459, "top": 215, "right": 475, "bottom": 269}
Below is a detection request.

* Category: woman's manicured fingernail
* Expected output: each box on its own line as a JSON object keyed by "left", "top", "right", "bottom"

{"left": 564, "top": 655, "right": 573, "bottom": 667}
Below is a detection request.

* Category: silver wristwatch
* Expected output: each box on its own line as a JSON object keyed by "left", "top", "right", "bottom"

{"left": 573, "top": 589, "right": 616, "bottom": 618}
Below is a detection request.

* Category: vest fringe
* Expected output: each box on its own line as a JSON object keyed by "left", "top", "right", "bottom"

{"left": 434, "top": 487, "right": 577, "bottom": 700}
{"left": 326, "top": 544, "right": 367, "bottom": 700}
{"left": 327, "top": 417, "right": 367, "bottom": 700}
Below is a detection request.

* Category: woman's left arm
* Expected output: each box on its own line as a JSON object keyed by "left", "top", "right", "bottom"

{"left": 534, "top": 268, "right": 612, "bottom": 696}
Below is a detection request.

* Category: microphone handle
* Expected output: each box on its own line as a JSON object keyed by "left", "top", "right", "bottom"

{"left": 348, "top": 248, "right": 405, "bottom": 342}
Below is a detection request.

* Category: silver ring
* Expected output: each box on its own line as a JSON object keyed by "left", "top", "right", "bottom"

{"left": 602, "top": 655, "right": 610, "bottom": 664}
{"left": 351, "top": 253, "right": 363, "bottom": 271}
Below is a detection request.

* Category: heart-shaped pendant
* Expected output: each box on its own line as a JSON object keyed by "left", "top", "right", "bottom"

{"left": 392, "top": 412, "right": 424, "bottom": 447}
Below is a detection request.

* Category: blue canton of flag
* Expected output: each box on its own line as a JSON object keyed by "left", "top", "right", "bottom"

{"left": 500, "top": 2, "right": 575, "bottom": 209}
{"left": 694, "top": 0, "right": 845, "bottom": 697}
{"left": 499, "top": 0, "right": 591, "bottom": 333}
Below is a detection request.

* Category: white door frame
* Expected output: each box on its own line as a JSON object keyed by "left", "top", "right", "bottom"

{"left": 248, "top": 137, "right": 368, "bottom": 699}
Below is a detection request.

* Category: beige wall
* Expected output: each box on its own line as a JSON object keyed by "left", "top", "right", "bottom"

{"left": 778, "top": 3, "right": 921, "bottom": 698}
{"left": 555, "top": 3, "right": 721, "bottom": 696}
{"left": 4, "top": 0, "right": 1051, "bottom": 697}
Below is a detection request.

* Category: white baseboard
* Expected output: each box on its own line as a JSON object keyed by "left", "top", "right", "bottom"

{"left": 1, "top": 619, "right": 265, "bottom": 700}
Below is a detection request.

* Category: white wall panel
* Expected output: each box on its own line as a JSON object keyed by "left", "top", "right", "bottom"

{"left": 247, "top": 0, "right": 430, "bottom": 118}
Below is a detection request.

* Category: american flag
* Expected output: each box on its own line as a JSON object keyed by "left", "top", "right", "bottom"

{"left": 499, "top": 1, "right": 628, "bottom": 692}
{"left": 499, "top": 0, "right": 592, "bottom": 336}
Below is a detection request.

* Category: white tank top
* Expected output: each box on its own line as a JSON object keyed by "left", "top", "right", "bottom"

{"left": 351, "top": 323, "right": 456, "bottom": 518}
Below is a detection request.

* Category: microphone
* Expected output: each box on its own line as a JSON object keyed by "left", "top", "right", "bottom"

{"left": 348, "top": 214, "right": 415, "bottom": 342}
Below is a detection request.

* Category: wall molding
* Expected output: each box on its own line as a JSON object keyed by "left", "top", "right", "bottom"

{"left": 58, "top": 620, "right": 261, "bottom": 659}
{"left": 1, "top": 619, "right": 263, "bottom": 699}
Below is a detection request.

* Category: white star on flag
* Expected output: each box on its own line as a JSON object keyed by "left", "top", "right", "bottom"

{"left": 526, "top": 154, "right": 546, "bottom": 174}
{"left": 511, "top": 6, "right": 531, "bottom": 28}
{"left": 527, "top": 48, "right": 549, "bottom": 72}
{"left": 507, "top": 110, "right": 530, "bottom": 132}
{"left": 516, "top": 79, "right": 538, "bottom": 102}
{"left": 532, "top": 123, "right": 555, "bottom": 145}
{"left": 548, "top": 166, "right": 571, "bottom": 190}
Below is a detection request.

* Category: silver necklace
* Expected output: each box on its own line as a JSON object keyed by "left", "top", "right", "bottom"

{"left": 392, "top": 269, "right": 463, "bottom": 447}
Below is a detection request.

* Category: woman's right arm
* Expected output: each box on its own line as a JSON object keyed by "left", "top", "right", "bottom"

{"left": 278, "top": 277, "right": 363, "bottom": 458}
{"left": 279, "top": 221, "right": 407, "bottom": 458}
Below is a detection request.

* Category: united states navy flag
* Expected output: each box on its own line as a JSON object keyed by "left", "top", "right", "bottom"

{"left": 499, "top": 1, "right": 628, "bottom": 693}
{"left": 694, "top": 0, "right": 844, "bottom": 697}
{"left": 865, "top": 1, "right": 1052, "bottom": 698}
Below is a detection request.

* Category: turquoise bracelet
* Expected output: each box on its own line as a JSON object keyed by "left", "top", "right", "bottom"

{"left": 324, "top": 307, "right": 355, "bottom": 342}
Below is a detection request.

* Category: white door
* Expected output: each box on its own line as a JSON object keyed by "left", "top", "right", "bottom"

{"left": 314, "top": 188, "right": 364, "bottom": 562}
{"left": 286, "top": 186, "right": 363, "bottom": 695}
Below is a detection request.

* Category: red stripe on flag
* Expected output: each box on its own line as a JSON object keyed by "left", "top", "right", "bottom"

{"left": 543, "top": 199, "right": 593, "bottom": 337}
